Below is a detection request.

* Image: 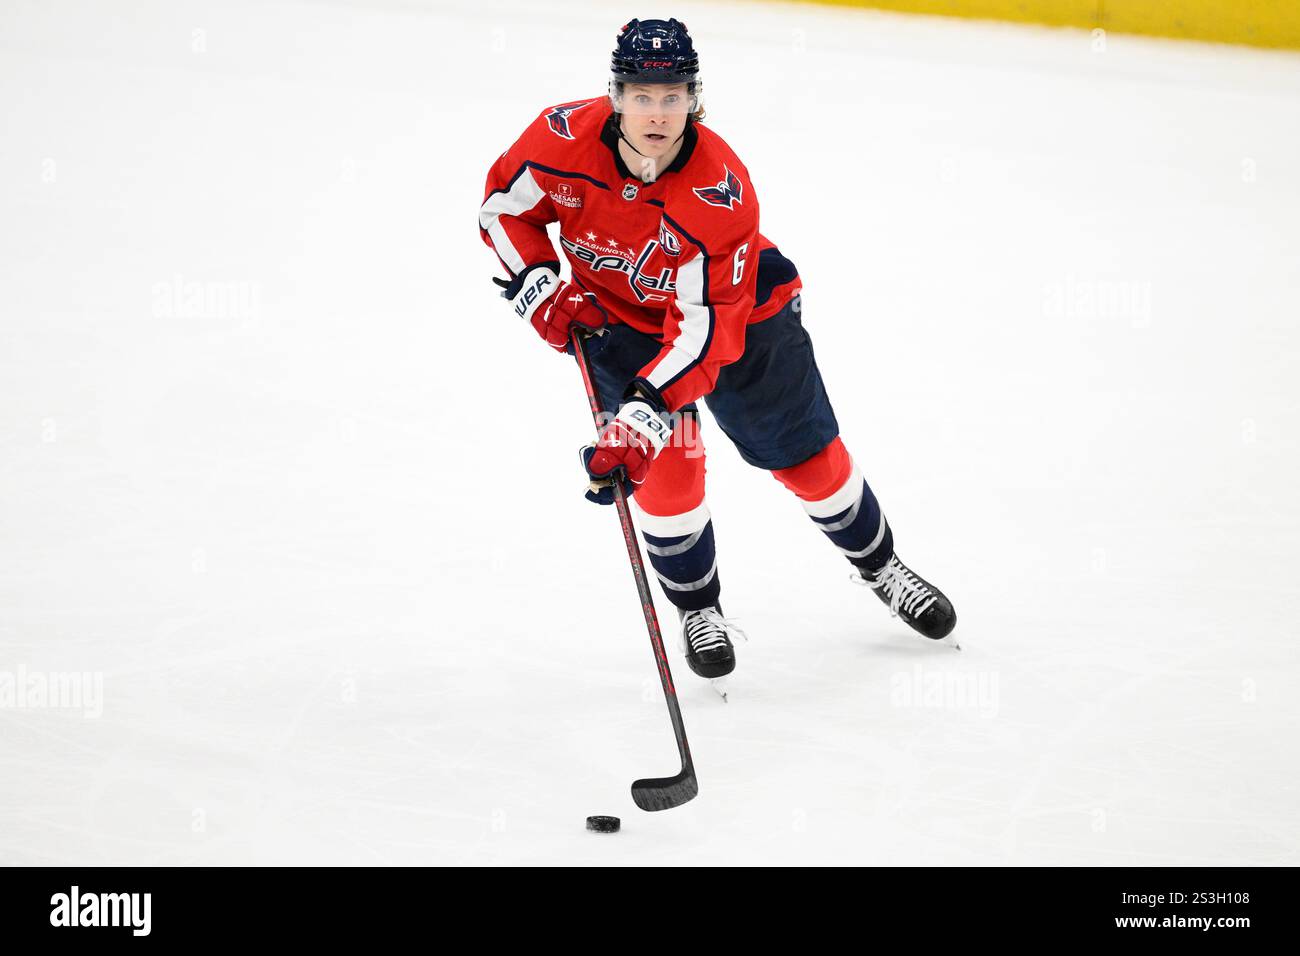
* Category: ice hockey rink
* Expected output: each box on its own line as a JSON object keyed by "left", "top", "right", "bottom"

{"left": 1, "top": 0, "right": 1298, "bottom": 865}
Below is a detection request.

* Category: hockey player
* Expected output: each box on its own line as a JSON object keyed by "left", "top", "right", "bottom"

{"left": 479, "top": 18, "right": 956, "bottom": 680}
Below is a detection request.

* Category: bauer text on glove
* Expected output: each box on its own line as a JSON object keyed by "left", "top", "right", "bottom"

{"left": 580, "top": 400, "right": 671, "bottom": 503}
{"left": 494, "top": 264, "right": 607, "bottom": 352}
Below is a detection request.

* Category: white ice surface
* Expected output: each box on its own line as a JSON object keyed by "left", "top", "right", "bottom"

{"left": 1, "top": 0, "right": 1299, "bottom": 865}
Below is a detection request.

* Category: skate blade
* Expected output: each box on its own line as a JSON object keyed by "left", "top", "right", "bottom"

{"left": 709, "top": 677, "right": 729, "bottom": 702}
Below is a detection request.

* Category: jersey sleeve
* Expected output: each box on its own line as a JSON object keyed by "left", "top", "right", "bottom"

{"left": 479, "top": 114, "right": 561, "bottom": 279}
{"left": 632, "top": 199, "right": 760, "bottom": 413}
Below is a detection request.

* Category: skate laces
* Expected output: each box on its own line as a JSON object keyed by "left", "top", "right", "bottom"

{"left": 682, "top": 607, "right": 747, "bottom": 654}
{"left": 855, "top": 557, "right": 938, "bottom": 618}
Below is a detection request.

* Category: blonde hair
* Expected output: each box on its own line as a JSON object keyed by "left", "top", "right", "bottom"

{"left": 689, "top": 80, "right": 705, "bottom": 123}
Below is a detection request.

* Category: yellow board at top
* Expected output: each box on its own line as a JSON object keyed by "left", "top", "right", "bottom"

{"left": 780, "top": 1, "right": 1300, "bottom": 50}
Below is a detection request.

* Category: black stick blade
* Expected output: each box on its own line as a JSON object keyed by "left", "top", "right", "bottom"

{"left": 631, "top": 769, "right": 698, "bottom": 811}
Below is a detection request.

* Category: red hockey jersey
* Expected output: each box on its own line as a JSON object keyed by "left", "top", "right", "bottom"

{"left": 479, "top": 97, "right": 801, "bottom": 413}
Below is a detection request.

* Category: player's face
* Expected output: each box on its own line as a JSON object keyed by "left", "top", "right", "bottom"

{"left": 620, "top": 83, "right": 690, "bottom": 159}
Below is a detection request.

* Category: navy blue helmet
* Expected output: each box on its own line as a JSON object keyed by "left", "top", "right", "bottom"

{"left": 610, "top": 18, "right": 699, "bottom": 85}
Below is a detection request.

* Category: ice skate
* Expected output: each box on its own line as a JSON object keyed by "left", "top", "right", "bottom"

{"left": 678, "top": 606, "right": 743, "bottom": 681}
{"left": 853, "top": 554, "right": 957, "bottom": 644}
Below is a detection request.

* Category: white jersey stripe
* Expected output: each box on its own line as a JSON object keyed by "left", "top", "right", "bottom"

{"left": 644, "top": 252, "right": 711, "bottom": 391}
{"left": 478, "top": 166, "right": 547, "bottom": 275}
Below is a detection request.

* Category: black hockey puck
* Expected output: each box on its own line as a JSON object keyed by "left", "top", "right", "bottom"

{"left": 586, "top": 815, "right": 620, "bottom": 833}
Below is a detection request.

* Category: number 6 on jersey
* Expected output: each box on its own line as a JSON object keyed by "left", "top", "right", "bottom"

{"left": 732, "top": 242, "right": 749, "bottom": 286}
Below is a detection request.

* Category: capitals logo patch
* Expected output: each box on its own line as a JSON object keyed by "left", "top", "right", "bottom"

{"left": 693, "top": 166, "right": 743, "bottom": 210}
{"left": 545, "top": 101, "right": 591, "bottom": 140}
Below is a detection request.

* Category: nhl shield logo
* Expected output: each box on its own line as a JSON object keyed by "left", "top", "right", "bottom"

{"left": 622, "top": 183, "right": 639, "bottom": 201}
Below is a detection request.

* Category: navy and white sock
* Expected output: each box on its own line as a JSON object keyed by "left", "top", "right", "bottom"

{"left": 637, "top": 500, "right": 721, "bottom": 612}
{"left": 802, "top": 465, "right": 894, "bottom": 576}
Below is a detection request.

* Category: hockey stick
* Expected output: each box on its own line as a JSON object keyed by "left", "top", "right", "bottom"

{"left": 571, "top": 329, "right": 698, "bottom": 812}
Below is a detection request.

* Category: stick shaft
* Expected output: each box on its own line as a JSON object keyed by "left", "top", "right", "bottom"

{"left": 571, "top": 333, "right": 693, "bottom": 774}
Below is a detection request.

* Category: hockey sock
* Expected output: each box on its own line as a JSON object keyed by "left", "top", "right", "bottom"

{"left": 636, "top": 500, "right": 721, "bottom": 612}
{"left": 772, "top": 437, "right": 894, "bottom": 575}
